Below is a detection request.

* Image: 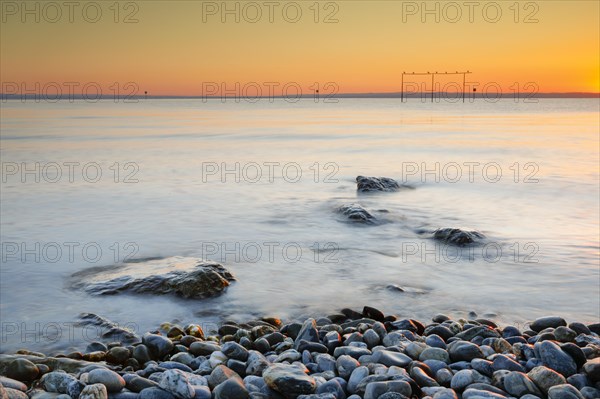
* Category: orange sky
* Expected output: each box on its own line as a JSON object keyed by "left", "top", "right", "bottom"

{"left": 1, "top": 0, "right": 599, "bottom": 95}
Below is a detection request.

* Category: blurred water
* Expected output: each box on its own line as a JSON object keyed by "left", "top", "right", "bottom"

{"left": 1, "top": 98, "right": 599, "bottom": 353}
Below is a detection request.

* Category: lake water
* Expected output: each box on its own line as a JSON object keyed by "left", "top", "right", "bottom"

{"left": 1, "top": 98, "right": 599, "bottom": 353}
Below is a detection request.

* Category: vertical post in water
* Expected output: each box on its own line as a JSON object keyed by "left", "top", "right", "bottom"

{"left": 462, "top": 73, "right": 466, "bottom": 103}
{"left": 431, "top": 73, "right": 434, "bottom": 103}
{"left": 401, "top": 73, "right": 404, "bottom": 103}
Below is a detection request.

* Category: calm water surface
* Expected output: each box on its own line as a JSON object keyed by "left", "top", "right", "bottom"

{"left": 1, "top": 98, "right": 599, "bottom": 352}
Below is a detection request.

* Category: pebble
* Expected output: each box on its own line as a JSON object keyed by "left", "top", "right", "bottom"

{"left": 5, "top": 359, "right": 38, "bottom": 382}
{"left": 447, "top": 340, "right": 484, "bottom": 362}
{"left": 530, "top": 316, "right": 567, "bottom": 332}
{"left": 79, "top": 384, "right": 108, "bottom": 399}
{"left": 142, "top": 334, "right": 174, "bottom": 360}
{"left": 88, "top": 369, "right": 126, "bottom": 393}
{"left": 528, "top": 365, "right": 567, "bottom": 394}
{"left": 420, "top": 347, "right": 450, "bottom": 363}
{"left": 370, "top": 350, "right": 411, "bottom": 367}
{"left": 537, "top": 340, "right": 578, "bottom": 377}
{"left": 158, "top": 370, "right": 195, "bottom": 399}
{"left": 582, "top": 357, "right": 600, "bottom": 382}
{"left": 212, "top": 378, "right": 248, "bottom": 399}
{"left": 503, "top": 371, "right": 542, "bottom": 397}
{"left": 547, "top": 384, "right": 585, "bottom": 399}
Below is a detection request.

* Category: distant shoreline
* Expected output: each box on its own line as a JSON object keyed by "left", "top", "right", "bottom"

{"left": 1, "top": 92, "right": 599, "bottom": 101}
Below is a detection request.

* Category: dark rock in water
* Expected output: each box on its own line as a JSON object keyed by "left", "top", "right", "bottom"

{"left": 530, "top": 316, "right": 567, "bottom": 332}
{"left": 337, "top": 204, "right": 378, "bottom": 225}
{"left": 5, "top": 358, "right": 39, "bottom": 381}
{"left": 431, "top": 228, "right": 485, "bottom": 246}
{"left": 76, "top": 313, "right": 139, "bottom": 343}
{"left": 71, "top": 257, "right": 235, "bottom": 299}
{"left": 356, "top": 176, "right": 408, "bottom": 193}
{"left": 142, "top": 333, "right": 174, "bottom": 360}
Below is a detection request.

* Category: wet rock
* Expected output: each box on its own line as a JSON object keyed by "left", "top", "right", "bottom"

{"left": 462, "top": 389, "right": 506, "bottom": 399}
{"left": 530, "top": 317, "right": 567, "bottom": 332}
{"left": 356, "top": 176, "right": 403, "bottom": 193}
{"left": 336, "top": 355, "right": 360, "bottom": 379}
{"left": 492, "top": 354, "right": 525, "bottom": 372}
{"left": 537, "top": 341, "right": 578, "bottom": 377}
{"left": 42, "top": 372, "right": 79, "bottom": 394}
{"left": 337, "top": 204, "right": 378, "bottom": 224}
{"left": 221, "top": 342, "right": 249, "bottom": 362}
{"left": 71, "top": 257, "right": 235, "bottom": 299}
{"left": 528, "top": 366, "right": 567, "bottom": 395}
{"left": 363, "top": 381, "right": 412, "bottom": 399}
{"left": 432, "top": 228, "right": 485, "bottom": 246}
{"left": 0, "top": 378, "right": 26, "bottom": 392}
{"left": 138, "top": 388, "right": 175, "bottom": 399}
{"left": 347, "top": 366, "right": 369, "bottom": 394}
{"left": 582, "top": 358, "right": 600, "bottom": 383}
{"left": 79, "top": 384, "right": 108, "bottom": 399}
{"left": 263, "top": 363, "right": 316, "bottom": 397}
{"left": 158, "top": 370, "right": 195, "bottom": 399}
{"left": 106, "top": 347, "right": 130, "bottom": 365}
{"left": 294, "top": 319, "right": 319, "bottom": 350}
{"left": 3, "top": 387, "right": 27, "bottom": 399}
{"left": 419, "top": 348, "right": 450, "bottom": 363}
{"left": 5, "top": 359, "right": 39, "bottom": 381}
{"left": 547, "top": 384, "right": 585, "bottom": 399}
{"left": 503, "top": 371, "right": 542, "bottom": 397}
{"left": 213, "top": 378, "right": 249, "bottom": 399}
{"left": 371, "top": 350, "right": 412, "bottom": 367}
{"left": 88, "top": 369, "right": 126, "bottom": 393}
{"left": 76, "top": 313, "right": 139, "bottom": 343}
{"left": 448, "top": 340, "right": 484, "bottom": 362}
{"left": 450, "top": 369, "right": 490, "bottom": 390}
{"left": 189, "top": 342, "right": 221, "bottom": 357}
{"left": 126, "top": 377, "right": 159, "bottom": 393}
{"left": 143, "top": 334, "right": 174, "bottom": 360}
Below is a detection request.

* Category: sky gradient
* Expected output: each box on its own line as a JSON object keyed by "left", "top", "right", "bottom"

{"left": 1, "top": 0, "right": 599, "bottom": 96}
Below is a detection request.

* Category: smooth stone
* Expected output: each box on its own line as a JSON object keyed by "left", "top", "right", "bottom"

{"left": 67, "top": 380, "right": 86, "bottom": 399}
{"left": 347, "top": 366, "right": 369, "bottom": 394}
{"left": 316, "top": 354, "right": 336, "bottom": 373}
{"left": 583, "top": 358, "right": 600, "bottom": 382}
{"left": 133, "top": 345, "right": 153, "bottom": 364}
{"left": 568, "top": 323, "right": 591, "bottom": 336}
{"left": 42, "top": 372, "right": 79, "bottom": 394}
{"left": 363, "top": 381, "right": 412, "bottom": 399}
{"left": 143, "top": 334, "right": 174, "bottom": 360}
{"left": 189, "top": 342, "right": 220, "bottom": 357}
{"left": 450, "top": 369, "right": 489, "bottom": 390}
{"left": 274, "top": 349, "right": 301, "bottom": 363}
{"left": 420, "top": 348, "right": 450, "bottom": 363}
{"left": 411, "top": 366, "right": 439, "bottom": 387}
{"left": 221, "top": 342, "right": 249, "bottom": 362}
{"left": 432, "top": 388, "right": 457, "bottom": 399}
{"left": 503, "top": 371, "right": 542, "bottom": 397}
{"left": 471, "top": 359, "right": 494, "bottom": 377}
{"left": 127, "top": 377, "right": 160, "bottom": 393}
{"left": 447, "top": 340, "right": 484, "bottom": 362}
{"left": 371, "top": 350, "right": 411, "bottom": 367}
{"left": 208, "top": 365, "right": 241, "bottom": 389}
{"left": 80, "top": 384, "right": 109, "bottom": 399}
{"left": 245, "top": 351, "right": 270, "bottom": 376}
{"left": 528, "top": 366, "right": 567, "bottom": 395}
{"left": 530, "top": 317, "right": 567, "bottom": 332}
{"left": 158, "top": 370, "right": 195, "bottom": 399}
{"left": 213, "top": 378, "right": 249, "bottom": 399}
{"left": 106, "top": 347, "right": 130, "bottom": 365}
{"left": 294, "top": 319, "right": 319, "bottom": 350}
{"left": 5, "top": 359, "right": 39, "bottom": 382}
{"left": 537, "top": 341, "right": 578, "bottom": 377}
{"left": 158, "top": 362, "right": 192, "bottom": 373}
{"left": 548, "top": 384, "right": 585, "bottom": 399}
{"left": 462, "top": 389, "right": 507, "bottom": 399}
{"left": 169, "top": 353, "right": 194, "bottom": 368}
{"left": 426, "top": 335, "right": 447, "bottom": 349}
{"left": 315, "top": 379, "right": 345, "bottom": 398}
{"left": 0, "top": 378, "right": 26, "bottom": 392}
{"left": 333, "top": 347, "right": 370, "bottom": 359}
{"left": 580, "top": 387, "right": 600, "bottom": 399}
{"left": 435, "top": 368, "right": 453, "bottom": 386}
{"left": 363, "top": 330, "right": 380, "bottom": 349}
{"left": 263, "top": 363, "right": 316, "bottom": 397}
{"left": 138, "top": 388, "right": 175, "bottom": 399}
{"left": 566, "top": 374, "right": 590, "bottom": 390}
{"left": 561, "top": 343, "right": 587, "bottom": 369}
{"left": 88, "top": 369, "right": 126, "bottom": 393}
{"left": 336, "top": 355, "right": 360, "bottom": 379}
{"left": 3, "top": 388, "right": 27, "bottom": 399}
{"left": 554, "top": 327, "right": 577, "bottom": 342}
{"left": 492, "top": 354, "right": 525, "bottom": 372}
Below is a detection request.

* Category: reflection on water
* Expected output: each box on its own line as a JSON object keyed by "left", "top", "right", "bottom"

{"left": 1, "top": 98, "right": 599, "bottom": 352}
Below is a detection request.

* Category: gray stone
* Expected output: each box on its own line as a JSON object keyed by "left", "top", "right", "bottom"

{"left": 582, "top": 358, "right": 600, "bottom": 383}
{"left": 189, "top": 342, "right": 220, "bottom": 357}
{"left": 371, "top": 350, "right": 411, "bottom": 367}
{"left": 503, "top": 371, "right": 542, "bottom": 397}
{"left": 263, "top": 363, "right": 316, "bottom": 397}
{"left": 294, "top": 319, "right": 319, "bottom": 350}
{"left": 528, "top": 366, "right": 567, "bottom": 395}
{"left": 213, "top": 378, "right": 249, "bottom": 399}
{"left": 537, "top": 341, "right": 578, "bottom": 377}
{"left": 88, "top": 369, "right": 126, "bottom": 393}
{"left": 138, "top": 388, "right": 175, "bottom": 399}
{"left": 158, "top": 370, "right": 195, "bottom": 399}
{"left": 142, "top": 334, "right": 174, "bottom": 360}
{"left": 336, "top": 355, "right": 360, "bottom": 379}
{"left": 221, "top": 342, "right": 249, "bottom": 362}
{"left": 450, "top": 369, "right": 489, "bottom": 390}
{"left": 530, "top": 317, "right": 567, "bottom": 332}
{"left": 448, "top": 341, "right": 484, "bottom": 362}
{"left": 71, "top": 257, "right": 235, "bottom": 299}
{"left": 0, "top": 378, "right": 26, "bottom": 392}
{"left": 548, "top": 384, "right": 585, "bottom": 399}
{"left": 5, "top": 359, "right": 39, "bottom": 382}
{"left": 363, "top": 381, "right": 411, "bottom": 399}
{"left": 347, "top": 366, "right": 369, "bottom": 394}
{"left": 432, "top": 228, "right": 485, "bottom": 246}
{"left": 420, "top": 348, "right": 450, "bottom": 363}
{"left": 356, "top": 176, "right": 404, "bottom": 192}
{"left": 432, "top": 388, "right": 458, "bottom": 399}
{"left": 3, "top": 388, "right": 27, "bottom": 399}
{"left": 80, "top": 384, "right": 108, "bottom": 399}
{"left": 41, "top": 372, "right": 79, "bottom": 394}
{"left": 462, "top": 389, "right": 507, "bottom": 399}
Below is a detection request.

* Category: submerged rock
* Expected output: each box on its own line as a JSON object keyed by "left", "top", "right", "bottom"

{"left": 70, "top": 257, "right": 235, "bottom": 299}
{"left": 337, "top": 203, "right": 378, "bottom": 224}
{"left": 356, "top": 176, "right": 409, "bottom": 192}
{"left": 432, "top": 228, "right": 485, "bottom": 246}
{"left": 76, "top": 313, "right": 139, "bottom": 343}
